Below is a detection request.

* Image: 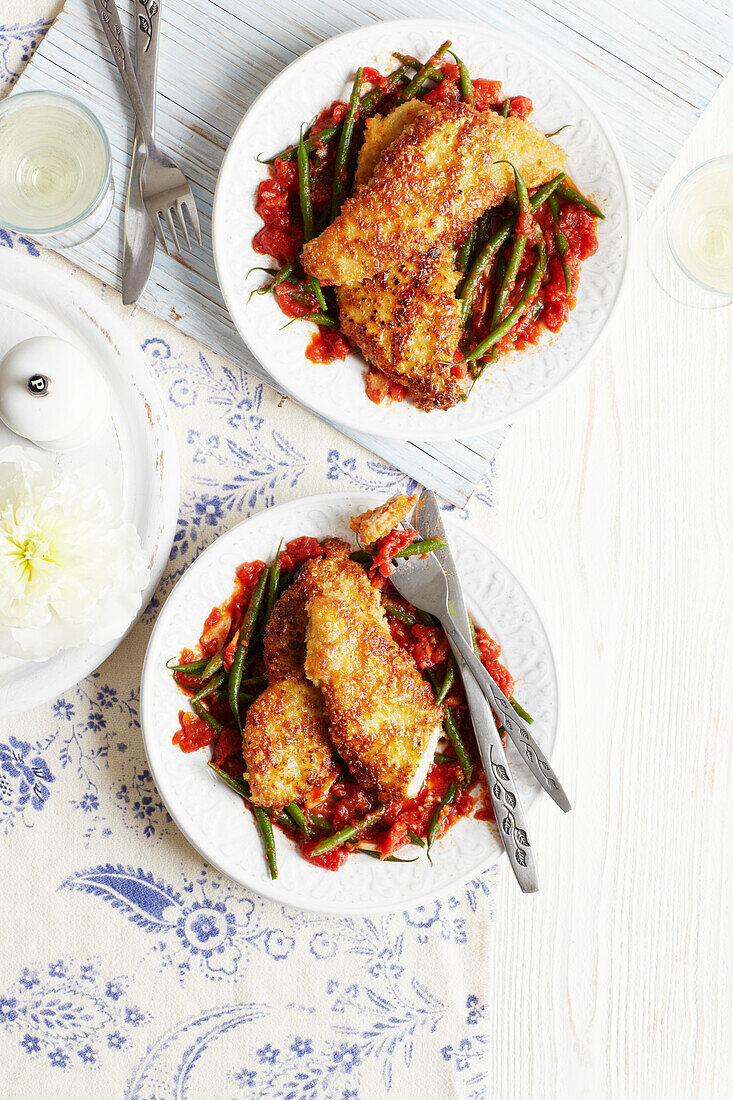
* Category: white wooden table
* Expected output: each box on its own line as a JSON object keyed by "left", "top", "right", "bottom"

{"left": 481, "top": 73, "right": 733, "bottom": 1100}
{"left": 0, "top": 4, "right": 731, "bottom": 1097}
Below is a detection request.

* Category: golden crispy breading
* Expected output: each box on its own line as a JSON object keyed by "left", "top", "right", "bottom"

{"left": 354, "top": 100, "right": 427, "bottom": 187}
{"left": 336, "top": 249, "right": 463, "bottom": 410}
{"left": 304, "top": 594, "right": 443, "bottom": 802}
{"left": 302, "top": 103, "right": 566, "bottom": 286}
{"left": 298, "top": 538, "right": 388, "bottom": 637}
{"left": 243, "top": 675, "right": 338, "bottom": 808}
{"left": 349, "top": 493, "right": 417, "bottom": 546}
{"left": 263, "top": 582, "right": 309, "bottom": 683}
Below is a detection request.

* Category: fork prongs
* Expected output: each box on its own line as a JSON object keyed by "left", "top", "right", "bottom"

{"left": 175, "top": 201, "right": 191, "bottom": 249}
{"left": 180, "top": 196, "right": 202, "bottom": 246}
{"left": 149, "top": 210, "right": 171, "bottom": 256}
{"left": 164, "top": 208, "right": 181, "bottom": 254}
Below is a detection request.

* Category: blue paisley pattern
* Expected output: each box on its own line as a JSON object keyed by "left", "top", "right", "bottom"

{"left": 0, "top": 36, "right": 495, "bottom": 1088}
{"left": 0, "top": 19, "right": 50, "bottom": 87}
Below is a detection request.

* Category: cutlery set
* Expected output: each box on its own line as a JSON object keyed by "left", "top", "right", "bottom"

{"left": 389, "top": 489, "right": 571, "bottom": 891}
{"left": 92, "top": 0, "right": 200, "bottom": 301}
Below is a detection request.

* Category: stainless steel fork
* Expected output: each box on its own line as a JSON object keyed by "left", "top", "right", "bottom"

{"left": 389, "top": 544, "right": 570, "bottom": 812}
{"left": 92, "top": 0, "right": 201, "bottom": 254}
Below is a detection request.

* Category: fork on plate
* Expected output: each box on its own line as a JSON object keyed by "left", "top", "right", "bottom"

{"left": 92, "top": 0, "right": 201, "bottom": 254}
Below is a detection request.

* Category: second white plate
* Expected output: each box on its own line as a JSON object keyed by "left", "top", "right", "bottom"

{"left": 213, "top": 17, "right": 633, "bottom": 441}
{"left": 140, "top": 492, "right": 559, "bottom": 915}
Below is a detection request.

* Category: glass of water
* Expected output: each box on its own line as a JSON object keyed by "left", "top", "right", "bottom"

{"left": 0, "top": 90, "right": 114, "bottom": 248}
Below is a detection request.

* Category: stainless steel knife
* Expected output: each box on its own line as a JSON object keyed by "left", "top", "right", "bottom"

{"left": 413, "top": 488, "right": 540, "bottom": 892}
{"left": 121, "top": 0, "right": 160, "bottom": 304}
{"left": 415, "top": 488, "right": 571, "bottom": 814}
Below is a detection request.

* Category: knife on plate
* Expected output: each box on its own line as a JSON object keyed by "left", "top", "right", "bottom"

{"left": 122, "top": 0, "right": 160, "bottom": 304}
{"left": 414, "top": 488, "right": 540, "bottom": 892}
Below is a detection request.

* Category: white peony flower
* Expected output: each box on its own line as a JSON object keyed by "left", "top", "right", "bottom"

{"left": 0, "top": 446, "right": 149, "bottom": 661}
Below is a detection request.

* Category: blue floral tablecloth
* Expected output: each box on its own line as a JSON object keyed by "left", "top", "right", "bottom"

{"left": 0, "top": 15, "right": 497, "bottom": 1097}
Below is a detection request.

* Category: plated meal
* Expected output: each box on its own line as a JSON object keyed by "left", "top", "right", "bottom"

{"left": 168, "top": 494, "right": 532, "bottom": 880}
{"left": 251, "top": 40, "right": 603, "bottom": 412}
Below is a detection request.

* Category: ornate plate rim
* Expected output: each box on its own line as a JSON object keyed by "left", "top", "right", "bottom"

{"left": 212, "top": 17, "right": 634, "bottom": 442}
{"left": 140, "top": 491, "right": 560, "bottom": 915}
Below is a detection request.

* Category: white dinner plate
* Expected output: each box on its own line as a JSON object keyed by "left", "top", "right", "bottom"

{"left": 213, "top": 18, "right": 633, "bottom": 442}
{"left": 0, "top": 249, "right": 179, "bottom": 716}
{"left": 140, "top": 492, "right": 559, "bottom": 915}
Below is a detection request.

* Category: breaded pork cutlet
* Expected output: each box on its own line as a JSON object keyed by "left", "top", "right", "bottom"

{"left": 298, "top": 539, "right": 443, "bottom": 802}
{"left": 244, "top": 676, "right": 337, "bottom": 808}
{"left": 243, "top": 579, "right": 338, "bottom": 808}
{"left": 336, "top": 250, "right": 463, "bottom": 410}
{"left": 350, "top": 493, "right": 417, "bottom": 546}
{"left": 298, "top": 538, "right": 388, "bottom": 637}
{"left": 304, "top": 594, "right": 443, "bottom": 802}
{"left": 354, "top": 100, "right": 427, "bottom": 187}
{"left": 302, "top": 102, "right": 566, "bottom": 287}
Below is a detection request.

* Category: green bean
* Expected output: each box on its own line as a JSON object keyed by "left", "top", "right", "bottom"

{"left": 308, "top": 814, "right": 332, "bottom": 835}
{"left": 349, "top": 549, "right": 372, "bottom": 564}
{"left": 359, "top": 62, "right": 414, "bottom": 114}
{"left": 331, "top": 67, "right": 364, "bottom": 221}
{"left": 449, "top": 50, "right": 473, "bottom": 104}
{"left": 254, "top": 806, "right": 278, "bottom": 879}
{"left": 355, "top": 847, "right": 418, "bottom": 863}
{"left": 548, "top": 192, "right": 572, "bottom": 293}
{"left": 240, "top": 675, "right": 267, "bottom": 692}
{"left": 427, "top": 669, "right": 472, "bottom": 781}
{"left": 284, "top": 311, "right": 340, "bottom": 329}
{"left": 427, "top": 782, "right": 459, "bottom": 852}
{"left": 511, "top": 696, "right": 534, "bottom": 724}
{"left": 228, "top": 567, "right": 270, "bottom": 729}
{"left": 392, "top": 53, "right": 446, "bottom": 87}
{"left": 434, "top": 752, "right": 457, "bottom": 764}
{"left": 193, "top": 701, "right": 222, "bottom": 735}
{"left": 383, "top": 601, "right": 418, "bottom": 627}
{"left": 434, "top": 663, "right": 455, "bottom": 705}
{"left": 469, "top": 617, "right": 479, "bottom": 656}
{"left": 258, "top": 123, "right": 340, "bottom": 164}
{"left": 297, "top": 127, "right": 328, "bottom": 309}
{"left": 396, "top": 41, "right": 451, "bottom": 104}
{"left": 200, "top": 650, "right": 224, "bottom": 680}
{"left": 489, "top": 233, "right": 526, "bottom": 331}
{"left": 190, "top": 668, "right": 226, "bottom": 705}
{"left": 528, "top": 173, "right": 566, "bottom": 211}
{"left": 456, "top": 223, "right": 478, "bottom": 274}
{"left": 247, "top": 262, "right": 299, "bottom": 303}
{"left": 407, "top": 830, "right": 425, "bottom": 847}
{"left": 556, "top": 182, "right": 604, "bottom": 219}
{"left": 501, "top": 97, "right": 510, "bottom": 117}
{"left": 264, "top": 541, "right": 283, "bottom": 628}
{"left": 459, "top": 220, "right": 514, "bottom": 326}
{"left": 393, "top": 537, "right": 446, "bottom": 559}
{"left": 488, "top": 162, "right": 531, "bottom": 332}
{"left": 286, "top": 802, "right": 312, "bottom": 837}
{"left": 166, "top": 657, "right": 209, "bottom": 675}
{"left": 461, "top": 241, "right": 546, "bottom": 368}
{"left": 310, "top": 807, "right": 386, "bottom": 856}
{"left": 209, "top": 762, "right": 249, "bottom": 797}
{"left": 208, "top": 764, "right": 291, "bottom": 834}
{"left": 546, "top": 124, "right": 571, "bottom": 138}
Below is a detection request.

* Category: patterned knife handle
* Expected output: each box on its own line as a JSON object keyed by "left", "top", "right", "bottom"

{"left": 451, "top": 645, "right": 539, "bottom": 892}
{"left": 92, "top": 0, "right": 155, "bottom": 148}
{"left": 449, "top": 626, "right": 571, "bottom": 813}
